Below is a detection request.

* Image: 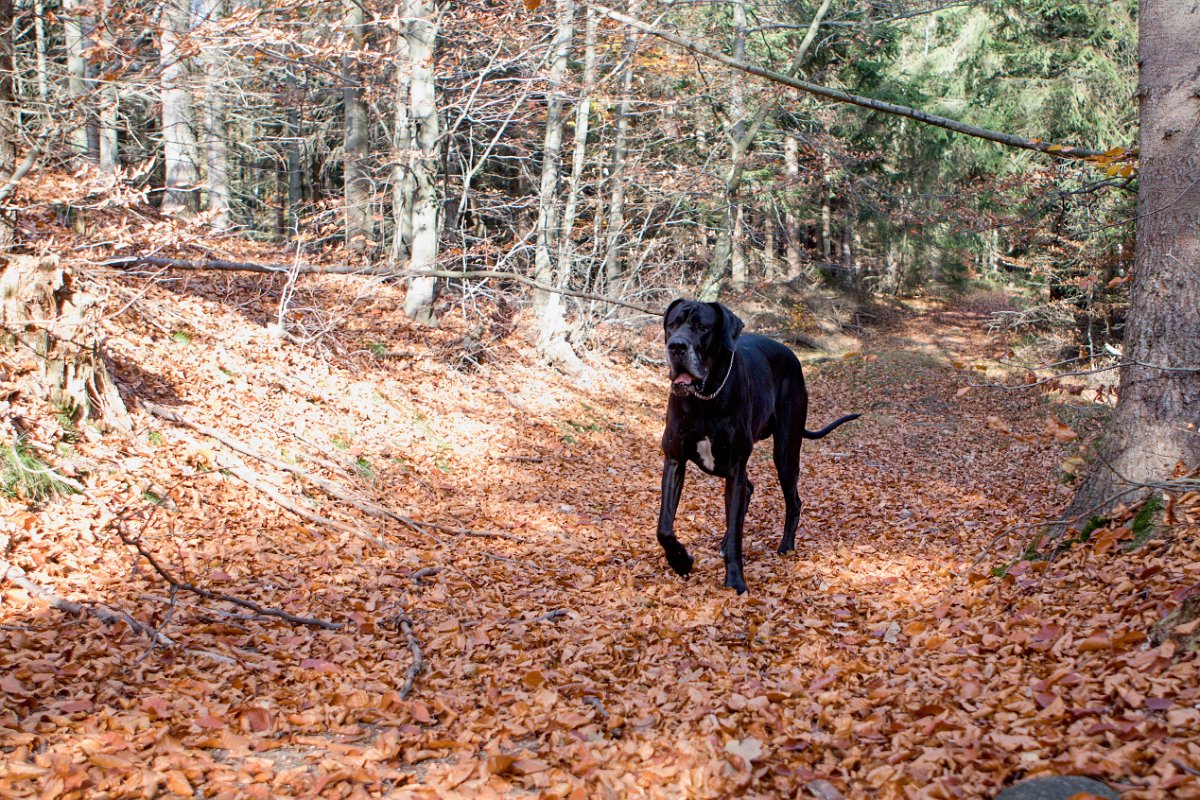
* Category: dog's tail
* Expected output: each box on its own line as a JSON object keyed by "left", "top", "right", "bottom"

{"left": 803, "top": 413, "right": 862, "bottom": 440}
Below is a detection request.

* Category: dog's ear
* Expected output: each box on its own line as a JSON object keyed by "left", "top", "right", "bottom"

{"left": 710, "top": 303, "right": 744, "bottom": 352}
{"left": 663, "top": 298, "right": 687, "bottom": 333}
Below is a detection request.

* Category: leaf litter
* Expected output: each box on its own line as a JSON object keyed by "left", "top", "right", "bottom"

{"left": 1, "top": 243, "right": 1198, "bottom": 798}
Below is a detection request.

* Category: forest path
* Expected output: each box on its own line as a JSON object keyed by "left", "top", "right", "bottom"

{"left": 3, "top": 298, "right": 1196, "bottom": 800}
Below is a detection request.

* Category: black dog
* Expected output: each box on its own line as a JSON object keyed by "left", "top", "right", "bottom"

{"left": 656, "top": 299, "right": 860, "bottom": 594}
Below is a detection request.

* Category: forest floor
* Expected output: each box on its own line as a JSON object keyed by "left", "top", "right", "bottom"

{"left": 2, "top": 262, "right": 1199, "bottom": 800}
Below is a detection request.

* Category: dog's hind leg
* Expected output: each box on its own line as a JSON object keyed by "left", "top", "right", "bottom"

{"left": 773, "top": 411, "right": 806, "bottom": 555}
{"left": 656, "top": 456, "right": 694, "bottom": 577}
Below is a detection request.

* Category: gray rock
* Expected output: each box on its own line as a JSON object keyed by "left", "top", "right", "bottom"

{"left": 996, "top": 776, "right": 1120, "bottom": 800}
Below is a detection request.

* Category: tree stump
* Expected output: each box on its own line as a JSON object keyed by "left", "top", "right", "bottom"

{"left": 0, "top": 255, "right": 131, "bottom": 431}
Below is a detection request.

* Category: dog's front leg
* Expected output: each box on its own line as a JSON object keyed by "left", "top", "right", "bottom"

{"left": 656, "top": 456, "right": 694, "bottom": 577}
{"left": 722, "top": 466, "right": 753, "bottom": 594}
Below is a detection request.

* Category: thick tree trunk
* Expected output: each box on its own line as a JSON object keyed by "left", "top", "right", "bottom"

{"left": 533, "top": 0, "right": 583, "bottom": 371}
{"left": 160, "top": 0, "right": 201, "bottom": 214}
{"left": 196, "top": 0, "right": 230, "bottom": 229}
{"left": 401, "top": 0, "right": 441, "bottom": 326}
{"left": 343, "top": 0, "right": 373, "bottom": 253}
{"left": 1065, "top": 0, "right": 1200, "bottom": 523}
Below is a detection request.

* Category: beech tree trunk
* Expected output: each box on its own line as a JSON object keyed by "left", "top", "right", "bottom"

{"left": 532, "top": 0, "right": 583, "bottom": 371}
{"left": 197, "top": 0, "right": 230, "bottom": 229}
{"left": 784, "top": 133, "right": 803, "bottom": 281}
{"left": 601, "top": 0, "right": 639, "bottom": 290}
{"left": 343, "top": 0, "right": 373, "bottom": 253}
{"left": 401, "top": 0, "right": 441, "bottom": 326}
{"left": 63, "top": 0, "right": 97, "bottom": 160}
{"left": 0, "top": 0, "right": 13, "bottom": 252}
{"left": 558, "top": 7, "right": 597, "bottom": 278}
{"left": 160, "top": 0, "right": 200, "bottom": 214}
{"left": 1065, "top": 0, "right": 1200, "bottom": 522}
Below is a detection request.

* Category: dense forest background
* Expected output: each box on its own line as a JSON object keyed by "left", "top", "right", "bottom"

{"left": 7, "top": 0, "right": 1137, "bottom": 340}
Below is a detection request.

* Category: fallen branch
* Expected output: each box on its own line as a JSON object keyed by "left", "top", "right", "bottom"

{"left": 104, "top": 256, "right": 659, "bottom": 315}
{"left": 0, "top": 558, "right": 175, "bottom": 646}
{"left": 142, "top": 400, "right": 517, "bottom": 545}
{"left": 108, "top": 515, "right": 342, "bottom": 630}
{"left": 216, "top": 454, "right": 391, "bottom": 550}
{"left": 141, "top": 400, "right": 443, "bottom": 545}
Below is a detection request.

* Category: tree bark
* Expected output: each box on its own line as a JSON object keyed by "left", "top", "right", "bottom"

{"left": 558, "top": 7, "right": 597, "bottom": 280}
{"left": 196, "top": 0, "right": 230, "bottom": 229}
{"left": 532, "top": 0, "right": 583, "bottom": 371}
{"left": 401, "top": 0, "right": 441, "bottom": 326}
{"left": 160, "top": 0, "right": 201, "bottom": 214}
{"left": 63, "top": 0, "right": 97, "bottom": 160}
{"left": 0, "top": 0, "right": 13, "bottom": 253}
{"left": 601, "top": 0, "right": 639, "bottom": 289}
{"left": 783, "top": 133, "right": 803, "bottom": 281}
{"left": 343, "top": 0, "right": 373, "bottom": 253}
{"left": 1064, "top": 0, "right": 1200, "bottom": 523}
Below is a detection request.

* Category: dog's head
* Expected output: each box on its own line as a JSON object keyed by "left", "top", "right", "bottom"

{"left": 663, "top": 299, "right": 744, "bottom": 396}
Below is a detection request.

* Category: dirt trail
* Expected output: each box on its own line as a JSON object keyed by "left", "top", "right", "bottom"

{"left": 2, "top": 288, "right": 1197, "bottom": 800}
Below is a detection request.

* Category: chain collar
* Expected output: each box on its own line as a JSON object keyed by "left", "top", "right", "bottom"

{"left": 691, "top": 349, "right": 735, "bottom": 401}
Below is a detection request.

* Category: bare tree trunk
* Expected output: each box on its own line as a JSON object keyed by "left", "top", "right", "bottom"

{"left": 196, "top": 0, "right": 230, "bottom": 229}
{"left": 33, "top": 0, "right": 49, "bottom": 104}
{"left": 402, "top": 0, "right": 441, "bottom": 326}
{"left": 63, "top": 0, "right": 97, "bottom": 160}
{"left": 784, "top": 133, "right": 803, "bottom": 281}
{"left": 820, "top": 151, "right": 833, "bottom": 265}
{"left": 285, "top": 70, "right": 304, "bottom": 234}
{"left": 1065, "top": 0, "right": 1200, "bottom": 522}
{"left": 390, "top": 24, "right": 414, "bottom": 266}
{"left": 601, "top": 0, "right": 639, "bottom": 289}
{"left": 0, "top": 0, "right": 13, "bottom": 252}
{"left": 763, "top": 214, "right": 780, "bottom": 281}
{"left": 533, "top": 0, "right": 582, "bottom": 370}
{"left": 343, "top": 0, "right": 373, "bottom": 253}
{"left": 558, "top": 6, "right": 596, "bottom": 278}
{"left": 160, "top": 0, "right": 200, "bottom": 214}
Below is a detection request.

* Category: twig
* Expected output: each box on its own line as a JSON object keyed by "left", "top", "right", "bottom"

{"left": 0, "top": 558, "right": 175, "bottom": 646}
{"left": 385, "top": 607, "right": 425, "bottom": 699}
{"left": 1172, "top": 760, "right": 1200, "bottom": 779}
{"left": 412, "top": 567, "right": 441, "bottom": 585}
{"left": 108, "top": 515, "right": 342, "bottom": 630}
{"left": 506, "top": 608, "right": 569, "bottom": 625}
{"left": 583, "top": 696, "right": 610, "bottom": 720}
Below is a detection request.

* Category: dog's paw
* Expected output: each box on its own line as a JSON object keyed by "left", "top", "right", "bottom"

{"left": 667, "top": 550, "right": 694, "bottom": 577}
{"left": 776, "top": 542, "right": 795, "bottom": 555}
{"left": 724, "top": 573, "right": 748, "bottom": 594}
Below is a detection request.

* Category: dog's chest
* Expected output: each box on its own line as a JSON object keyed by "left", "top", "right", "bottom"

{"left": 685, "top": 432, "right": 730, "bottom": 475}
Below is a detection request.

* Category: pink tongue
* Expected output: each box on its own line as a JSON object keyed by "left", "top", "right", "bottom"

{"left": 673, "top": 374, "right": 694, "bottom": 385}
